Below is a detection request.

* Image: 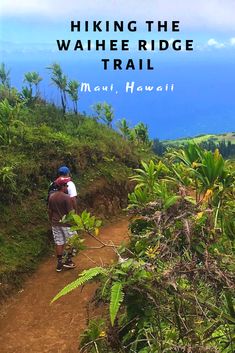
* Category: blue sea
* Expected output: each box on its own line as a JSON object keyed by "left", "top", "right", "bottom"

{"left": 5, "top": 50, "right": 235, "bottom": 140}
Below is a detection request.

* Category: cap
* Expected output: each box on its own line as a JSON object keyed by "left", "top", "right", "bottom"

{"left": 58, "top": 166, "right": 70, "bottom": 175}
{"left": 55, "top": 176, "right": 71, "bottom": 186}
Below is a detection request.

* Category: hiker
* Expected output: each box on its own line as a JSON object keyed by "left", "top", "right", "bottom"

{"left": 48, "top": 176, "right": 77, "bottom": 272}
{"left": 58, "top": 165, "right": 78, "bottom": 213}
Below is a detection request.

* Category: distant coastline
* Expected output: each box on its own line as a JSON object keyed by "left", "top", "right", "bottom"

{"left": 79, "top": 81, "right": 175, "bottom": 94}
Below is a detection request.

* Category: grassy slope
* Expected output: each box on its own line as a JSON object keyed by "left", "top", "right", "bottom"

{"left": 0, "top": 197, "right": 50, "bottom": 299}
{"left": 0, "top": 104, "right": 152, "bottom": 299}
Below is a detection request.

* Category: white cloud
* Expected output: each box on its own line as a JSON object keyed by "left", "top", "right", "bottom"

{"left": 207, "top": 38, "right": 225, "bottom": 48}
{"left": 229, "top": 37, "right": 235, "bottom": 45}
{"left": 201, "top": 37, "right": 235, "bottom": 50}
{"left": 1, "top": 0, "right": 235, "bottom": 30}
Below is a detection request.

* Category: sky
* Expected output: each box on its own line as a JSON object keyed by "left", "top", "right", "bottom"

{"left": 1, "top": 0, "right": 235, "bottom": 29}
{"left": 1, "top": 0, "right": 235, "bottom": 52}
{"left": 0, "top": 1, "right": 235, "bottom": 139}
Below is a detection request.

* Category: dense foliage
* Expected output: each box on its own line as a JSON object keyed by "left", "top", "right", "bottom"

{"left": 53, "top": 144, "right": 235, "bottom": 353}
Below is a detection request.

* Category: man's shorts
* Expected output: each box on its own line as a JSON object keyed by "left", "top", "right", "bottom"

{"left": 52, "top": 226, "right": 77, "bottom": 246}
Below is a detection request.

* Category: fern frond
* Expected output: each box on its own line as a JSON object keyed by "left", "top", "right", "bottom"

{"left": 51, "top": 267, "right": 107, "bottom": 304}
{"left": 110, "top": 282, "right": 124, "bottom": 326}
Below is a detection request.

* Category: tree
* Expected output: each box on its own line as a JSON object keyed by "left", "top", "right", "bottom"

{"left": 92, "top": 102, "right": 114, "bottom": 127}
{"left": 152, "top": 138, "right": 166, "bottom": 156}
{"left": 67, "top": 80, "right": 80, "bottom": 114}
{"left": 47, "top": 63, "right": 67, "bottom": 113}
{"left": 134, "top": 122, "right": 150, "bottom": 145}
{"left": 0, "top": 63, "right": 10, "bottom": 88}
{"left": 117, "top": 118, "right": 131, "bottom": 140}
{"left": 21, "top": 86, "right": 33, "bottom": 103}
{"left": 24, "top": 71, "right": 42, "bottom": 98}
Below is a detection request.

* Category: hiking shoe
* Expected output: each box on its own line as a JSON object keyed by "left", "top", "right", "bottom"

{"left": 72, "top": 248, "right": 77, "bottom": 257}
{"left": 56, "top": 262, "right": 63, "bottom": 272}
{"left": 63, "top": 260, "right": 76, "bottom": 269}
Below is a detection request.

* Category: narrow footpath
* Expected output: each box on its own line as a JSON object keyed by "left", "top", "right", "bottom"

{"left": 0, "top": 218, "right": 129, "bottom": 353}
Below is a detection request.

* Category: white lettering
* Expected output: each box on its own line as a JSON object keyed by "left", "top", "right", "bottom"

{"left": 125, "top": 81, "right": 135, "bottom": 93}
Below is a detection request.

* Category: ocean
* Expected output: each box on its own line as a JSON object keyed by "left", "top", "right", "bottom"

{"left": 5, "top": 50, "right": 235, "bottom": 140}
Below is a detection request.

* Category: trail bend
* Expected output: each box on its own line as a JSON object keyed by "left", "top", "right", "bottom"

{"left": 0, "top": 218, "right": 129, "bottom": 353}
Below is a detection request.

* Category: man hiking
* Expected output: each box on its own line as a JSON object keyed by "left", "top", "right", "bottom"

{"left": 48, "top": 176, "right": 77, "bottom": 272}
{"left": 58, "top": 166, "right": 78, "bottom": 213}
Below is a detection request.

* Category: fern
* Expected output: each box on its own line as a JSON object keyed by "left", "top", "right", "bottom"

{"left": 51, "top": 267, "right": 107, "bottom": 303}
{"left": 109, "top": 282, "right": 124, "bottom": 326}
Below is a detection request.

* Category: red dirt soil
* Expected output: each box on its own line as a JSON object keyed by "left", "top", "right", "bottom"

{"left": 0, "top": 218, "right": 129, "bottom": 353}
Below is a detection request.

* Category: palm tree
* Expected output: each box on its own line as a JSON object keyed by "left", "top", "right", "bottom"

{"left": 24, "top": 71, "right": 42, "bottom": 98}
{"left": 47, "top": 63, "right": 67, "bottom": 113}
{"left": 0, "top": 63, "right": 10, "bottom": 88}
{"left": 67, "top": 80, "right": 79, "bottom": 114}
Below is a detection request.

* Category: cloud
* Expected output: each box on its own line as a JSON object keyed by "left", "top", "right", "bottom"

{"left": 207, "top": 38, "right": 225, "bottom": 48}
{"left": 204, "top": 37, "right": 235, "bottom": 49}
{"left": 1, "top": 0, "right": 235, "bottom": 30}
{"left": 198, "top": 37, "right": 235, "bottom": 50}
{"left": 229, "top": 37, "right": 235, "bottom": 45}
{"left": 0, "top": 40, "right": 55, "bottom": 54}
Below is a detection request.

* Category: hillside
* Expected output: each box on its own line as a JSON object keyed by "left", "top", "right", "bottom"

{"left": 1, "top": 95, "right": 234, "bottom": 352}
{"left": 0, "top": 96, "right": 152, "bottom": 300}
{"left": 163, "top": 132, "right": 235, "bottom": 145}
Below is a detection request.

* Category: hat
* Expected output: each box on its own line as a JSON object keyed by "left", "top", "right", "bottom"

{"left": 55, "top": 176, "right": 71, "bottom": 186}
{"left": 58, "top": 166, "right": 70, "bottom": 175}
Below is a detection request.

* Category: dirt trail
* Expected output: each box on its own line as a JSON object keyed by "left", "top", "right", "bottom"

{"left": 0, "top": 218, "right": 129, "bottom": 353}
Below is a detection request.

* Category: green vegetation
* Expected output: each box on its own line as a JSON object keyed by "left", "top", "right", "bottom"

{"left": 53, "top": 144, "right": 235, "bottom": 353}
{"left": 157, "top": 133, "right": 235, "bottom": 159}
{"left": 0, "top": 62, "right": 152, "bottom": 299}
{"left": 164, "top": 133, "right": 235, "bottom": 146}
{"left": 117, "top": 118, "right": 152, "bottom": 148}
{"left": 92, "top": 102, "right": 114, "bottom": 127}
{"left": 1, "top": 62, "right": 234, "bottom": 351}
{"left": 0, "top": 63, "right": 10, "bottom": 88}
